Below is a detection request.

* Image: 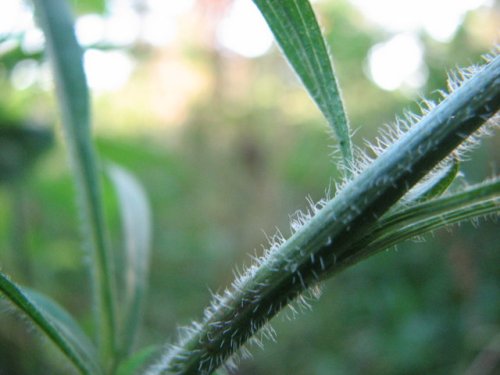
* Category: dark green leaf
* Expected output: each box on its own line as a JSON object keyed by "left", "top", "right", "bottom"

{"left": 405, "top": 158, "right": 460, "bottom": 202}
{"left": 0, "top": 125, "right": 53, "bottom": 183}
{"left": 334, "top": 177, "right": 500, "bottom": 274}
{"left": 0, "top": 272, "right": 102, "bottom": 374}
{"left": 253, "top": 0, "right": 353, "bottom": 168}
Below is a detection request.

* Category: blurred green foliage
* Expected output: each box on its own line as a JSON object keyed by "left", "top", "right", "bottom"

{"left": 0, "top": 0, "right": 499, "bottom": 374}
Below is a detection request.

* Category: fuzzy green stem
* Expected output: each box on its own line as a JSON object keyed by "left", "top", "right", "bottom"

{"left": 152, "top": 55, "right": 499, "bottom": 375}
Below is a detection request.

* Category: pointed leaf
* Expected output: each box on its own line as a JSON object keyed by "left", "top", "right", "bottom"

{"left": 405, "top": 158, "right": 460, "bottom": 202}
{"left": 253, "top": 0, "right": 353, "bottom": 168}
{"left": 341, "top": 198, "right": 499, "bottom": 271}
{"left": 107, "top": 163, "right": 152, "bottom": 357}
{"left": 32, "top": 0, "right": 117, "bottom": 360}
{"left": 335, "top": 177, "right": 500, "bottom": 273}
{"left": 0, "top": 272, "right": 102, "bottom": 375}
{"left": 378, "top": 177, "right": 499, "bottom": 235}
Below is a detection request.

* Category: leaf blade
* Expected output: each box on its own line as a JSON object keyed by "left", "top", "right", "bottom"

{"left": 332, "top": 177, "right": 500, "bottom": 275}
{"left": 405, "top": 158, "right": 460, "bottom": 202}
{"left": 253, "top": 0, "right": 353, "bottom": 168}
{"left": 0, "top": 272, "right": 102, "bottom": 375}
{"left": 107, "top": 163, "right": 152, "bottom": 357}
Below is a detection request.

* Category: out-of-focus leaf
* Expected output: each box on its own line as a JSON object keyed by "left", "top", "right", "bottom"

{"left": 32, "top": 0, "right": 117, "bottom": 360}
{"left": 69, "top": 0, "right": 105, "bottom": 13}
{"left": 116, "top": 345, "right": 158, "bottom": 375}
{"left": 107, "top": 163, "right": 152, "bottom": 357}
{"left": 0, "top": 272, "right": 102, "bottom": 375}
{"left": 253, "top": 0, "right": 353, "bottom": 168}
{"left": 0, "top": 125, "right": 53, "bottom": 183}
{"left": 0, "top": 44, "right": 44, "bottom": 72}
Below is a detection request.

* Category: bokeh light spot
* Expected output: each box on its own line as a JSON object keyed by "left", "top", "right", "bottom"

{"left": 367, "top": 33, "right": 427, "bottom": 91}
{"left": 84, "top": 49, "right": 135, "bottom": 92}
{"left": 217, "top": 0, "right": 273, "bottom": 58}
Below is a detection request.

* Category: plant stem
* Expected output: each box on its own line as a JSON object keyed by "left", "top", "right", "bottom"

{"left": 32, "top": 0, "right": 118, "bottom": 369}
{"left": 150, "top": 55, "right": 499, "bottom": 374}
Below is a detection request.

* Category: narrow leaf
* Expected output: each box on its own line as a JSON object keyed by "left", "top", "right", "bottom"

{"left": 0, "top": 272, "right": 102, "bottom": 375}
{"left": 333, "top": 177, "right": 500, "bottom": 275}
{"left": 405, "top": 158, "right": 460, "bottom": 202}
{"left": 371, "top": 201, "right": 497, "bottom": 251}
{"left": 107, "top": 163, "right": 152, "bottom": 357}
{"left": 32, "top": 0, "right": 117, "bottom": 362}
{"left": 116, "top": 346, "right": 158, "bottom": 375}
{"left": 378, "top": 177, "right": 500, "bottom": 233}
{"left": 253, "top": 0, "right": 353, "bottom": 168}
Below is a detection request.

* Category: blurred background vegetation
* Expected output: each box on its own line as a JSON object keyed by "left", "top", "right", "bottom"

{"left": 0, "top": 0, "right": 499, "bottom": 374}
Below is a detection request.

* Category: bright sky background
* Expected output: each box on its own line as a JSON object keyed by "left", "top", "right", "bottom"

{"left": 0, "top": 0, "right": 495, "bottom": 92}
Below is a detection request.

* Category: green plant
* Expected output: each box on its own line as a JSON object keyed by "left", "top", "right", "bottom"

{"left": 0, "top": 0, "right": 498, "bottom": 374}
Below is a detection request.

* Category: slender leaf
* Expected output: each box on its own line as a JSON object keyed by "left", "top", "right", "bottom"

{"left": 380, "top": 177, "right": 499, "bottom": 233}
{"left": 0, "top": 272, "right": 102, "bottom": 375}
{"left": 32, "top": 0, "right": 117, "bottom": 364}
{"left": 341, "top": 200, "right": 498, "bottom": 272}
{"left": 405, "top": 158, "right": 460, "bottom": 202}
{"left": 253, "top": 0, "right": 353, "bottom": 168}
{"left": 107, "top": 163, "right": 152, "bottom": 357}
{"left": 331, "top": 177, "right": 500, "bottom": 276}
{"left": 116, "top": 346, "right": 158, "bottom": 375}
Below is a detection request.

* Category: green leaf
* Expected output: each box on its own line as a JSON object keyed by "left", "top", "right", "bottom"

{"left": 0, "top": 125, "right": 53, "bottom": 183}
{"left": 405, "top": 158, "right": 460, "bottom": 202}
{"left": 116, "top": 346, "right": 158, "bottom": 375}
{"left": 69, "top": 0, "right": 105, "bottom": 13}
{"left": 107, "top": 163, "right": 152, "bottom": 357}
{"left": 253, "top": 0, "right": 353, "bottom": 169}
{"left": 0, "top": 272, "right": 102, "bottom": 375}
{"left": 379, "top": 177, "right": 499, "bottom": 234}
{"left": 335, "top": 177, "right": 500, "bottom": 274}
{"left": 32, "top": 0, "right": 117, "bottom": 365}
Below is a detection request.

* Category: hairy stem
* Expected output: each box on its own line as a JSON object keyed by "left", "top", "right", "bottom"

{"left": 150, "top": 55, "right": 499, "bottom": 375}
